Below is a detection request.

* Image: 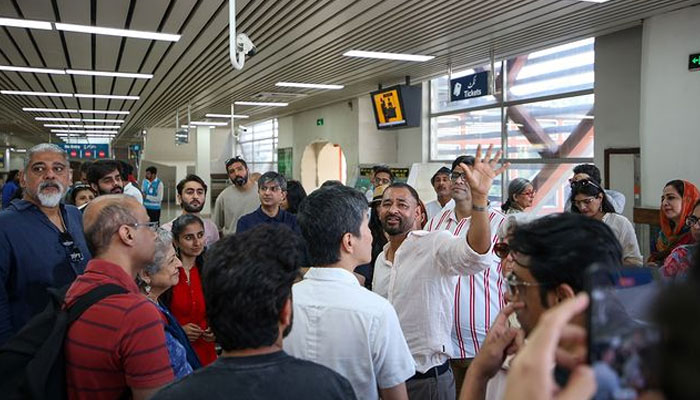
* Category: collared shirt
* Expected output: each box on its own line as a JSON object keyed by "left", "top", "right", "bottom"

{"left": 425, "top": 208, "right": 507, "bottom": 359}
{"left": 236, "top": 206, "right": 300, "bottom": 234}
{"left": 371, "top": 230, "right": 491, "bottom": 372}
{"left": 123, "top": 182, "right": 144, "bottom": 204}
{"left": 162, "top": 216, "right": 220, "bottom": 247}
{"left": 64, "top": 259, "right": 174, "bottom": 399}
{"left": 0, "top": 199, "right": 91, "bottom": 344}
{"left": 284, "top": 268, "right": 415, "bottom": 399}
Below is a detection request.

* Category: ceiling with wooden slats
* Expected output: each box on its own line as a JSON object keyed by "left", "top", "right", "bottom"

{"left": 0, "top": 0, "right": 698, "bottom": 146}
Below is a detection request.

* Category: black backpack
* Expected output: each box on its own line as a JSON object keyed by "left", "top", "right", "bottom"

{"left": 0, "top": 283, "right": 128, "bottom": 400}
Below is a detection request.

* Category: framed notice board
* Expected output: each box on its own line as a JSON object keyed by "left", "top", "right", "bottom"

{"left": 278, "top": 147, "right": 293, "bottom": 178}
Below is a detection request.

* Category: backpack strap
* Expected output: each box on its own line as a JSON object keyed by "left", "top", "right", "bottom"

{"left": 66, "top": 284, "right": 129, "bottom": 324}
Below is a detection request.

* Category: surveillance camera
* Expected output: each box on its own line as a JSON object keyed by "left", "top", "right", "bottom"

{"left": 236, "top": 33, "right": 256, "bottom": 57}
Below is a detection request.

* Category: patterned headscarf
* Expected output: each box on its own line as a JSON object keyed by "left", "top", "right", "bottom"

{"left": 651, "top": 180, "right": 700, "bottom": 263}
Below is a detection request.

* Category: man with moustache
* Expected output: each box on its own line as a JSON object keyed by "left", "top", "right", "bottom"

{"left": 213, "top": 156, "right": 260, "bottom": 235}
{"left": 0, "top": 143, "right": 91, "bottom": 345}
{"left": 425, "top": 167, "right": 453, "bottom": 221}
{"left": 86, "top": 159, "right": 124, "bottom": 196}
{"left": 162, "top": 174, "right": 220, "bottom": 246}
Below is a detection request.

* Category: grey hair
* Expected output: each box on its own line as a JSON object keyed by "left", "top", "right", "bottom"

{"left": 84, "top": 201, "right": 138, "bottom": 255}
{"left": 24, "top": 143, "right": 67, "bottom": 172}
{"left": 257, "top": 171, "right": 287, "bottom": 191}
{"left": 501, "top": 177, "right": 532, "bottom": 212}
{"left": 137, "top": 229, "right": 174, "bottom": 291}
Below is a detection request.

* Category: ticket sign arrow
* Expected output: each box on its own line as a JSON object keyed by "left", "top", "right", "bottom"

{"left": 689, "top": 53, "right": 700, "bottom": 71}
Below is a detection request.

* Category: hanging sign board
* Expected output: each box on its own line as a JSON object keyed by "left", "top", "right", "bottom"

{"left": 450, "top": 71, "right": 489, "bottom": 101}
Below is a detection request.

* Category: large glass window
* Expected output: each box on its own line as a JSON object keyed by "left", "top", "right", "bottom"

{"left": 430, "top": 38, "right": 594, "bottom": 214}
{"left": 237, "top": 118, "right": 278, "bottom": 174}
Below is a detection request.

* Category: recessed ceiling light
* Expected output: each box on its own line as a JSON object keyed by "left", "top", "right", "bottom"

{"left": 234, "top": 101, "right": 288, "bottom": 107}
{"left": 54, "top": 23, "right": 180, "bottom": 42}
{"left": 82, "top": 118, "right": 124, "bottom": 123}
{"left": 75, "top": 94, "right": 139, "bottom": 100}
{"left": 0, "top": 17, "right": 52, "bottom": 30}
{"left": 66, "top": 69, "right": 152, "bottom": 79}
{"left": 1, "top": 90, "right": 72, "bottom": 97}
{"left": 24, "top": 107, "right": 77, "bottom": 113}
{"left": 343, "top": 50, "right": 434, "bottom": 62}
{"left": 0, "top": 65, "right": 66, "bottom": 75}
{"left": 205, "top": 113, "right": 250, "bottom": 119}
{"left": 275, "top": 82, "right": 344, "bottom": 90}
{"left": 189, "top": 121, "right": 229, "bottom": 126}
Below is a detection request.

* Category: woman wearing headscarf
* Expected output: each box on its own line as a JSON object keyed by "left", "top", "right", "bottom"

{"left": 650, "top": 180, "right": 700, "bottom": 265}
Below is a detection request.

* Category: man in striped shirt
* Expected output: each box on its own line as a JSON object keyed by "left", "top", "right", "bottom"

{"left": 64, "top": 195, "right": 174, "bottom": 400}
{"left": 425, "top": 155, "right": 507, "bottom": 396}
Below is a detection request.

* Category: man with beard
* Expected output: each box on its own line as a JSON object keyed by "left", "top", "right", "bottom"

{"left": 153, "top": 225, "right": 357, "bottom": 400}
{"left": 0, "top": 143, "right": 91, "bottom": 345}
{"left": 425, "top": 167, "right": 453, "bottom": 221}
{"left": 236, "top": 172, "right": 300, "bottom": 234}
{"left": 213, "top": 156, "right": 260, "bottom": 235}
{"left": 86, "top": 159, "right": 124, "bottom": 198}
{"left": 162, "top": 174, "right": 220, "bottom": 246}
{"left": 372, "top": 145, "right": 507, "bottom": 400}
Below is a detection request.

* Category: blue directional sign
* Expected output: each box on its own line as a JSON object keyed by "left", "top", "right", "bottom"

{"left": 450, "top": 71, "right": 489, "bottom": 101}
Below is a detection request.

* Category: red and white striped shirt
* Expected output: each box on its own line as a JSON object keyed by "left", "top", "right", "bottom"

{"left": 426, "top": 207, "right": 506, "bottom": 359}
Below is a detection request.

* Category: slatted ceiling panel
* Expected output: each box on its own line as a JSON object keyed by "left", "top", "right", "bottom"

{"left": 57, "top": 0, "right": 91, "bottom": 25}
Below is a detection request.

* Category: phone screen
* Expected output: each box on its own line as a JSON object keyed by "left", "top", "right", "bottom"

{"left": 587, "top": 265, "right": 662, "bottom": 399}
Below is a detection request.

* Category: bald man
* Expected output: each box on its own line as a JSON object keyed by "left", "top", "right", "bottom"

{"left": 63, "top": 195, "right": 175, "bottom": 400}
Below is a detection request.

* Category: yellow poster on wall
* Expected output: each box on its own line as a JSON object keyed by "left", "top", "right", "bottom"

{"left": 372, "top": 89, "right": 404, "bottom": 126}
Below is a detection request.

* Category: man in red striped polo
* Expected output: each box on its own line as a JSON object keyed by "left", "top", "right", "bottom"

{"left": 64, "top": 195, "right": 174, "bottom": 400}
{"left": 424, "top": 155, "right": 507, "bottom": 396}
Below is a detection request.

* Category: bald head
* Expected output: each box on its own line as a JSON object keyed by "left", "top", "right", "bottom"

{"left": 83, "top": 195, "right": 142, "bottom": 256}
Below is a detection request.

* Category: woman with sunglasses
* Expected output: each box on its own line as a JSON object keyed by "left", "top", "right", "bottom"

{"left": 569, "top": 179, "right": 642, "bottom": 265}
{"left": 649, "top": 180, "right": 700, "bottom": 265}
{"left": 662, "top": 200, "right": 700, "bottom": 279}
{"left": 501, "top": 178, "right": 535, "bottom": 214}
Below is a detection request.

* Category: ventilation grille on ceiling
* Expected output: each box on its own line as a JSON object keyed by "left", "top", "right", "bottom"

{"left": 252, "top": 92, "right": 308, "bottom": 100}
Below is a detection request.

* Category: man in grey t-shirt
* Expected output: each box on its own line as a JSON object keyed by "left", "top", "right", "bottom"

{"left": 212, "top": 156, "right": 260, "bottom": 236}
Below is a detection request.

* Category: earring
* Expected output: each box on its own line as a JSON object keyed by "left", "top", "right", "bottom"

{"left": 144, "top": 284, "right": 151, "bottom": 294}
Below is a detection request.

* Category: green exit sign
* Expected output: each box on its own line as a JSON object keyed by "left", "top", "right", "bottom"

{"left": 316, "top": 118, "right": 324, "bottom": 126}
{"left": 690, "top": 53, "right": 700, "bottom": 71}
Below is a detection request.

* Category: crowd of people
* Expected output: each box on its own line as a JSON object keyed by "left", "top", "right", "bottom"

{"left": 0, "top": 142, "right": 698, "bottom": 400}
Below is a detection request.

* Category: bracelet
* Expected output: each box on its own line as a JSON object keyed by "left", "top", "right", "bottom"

{"left": 472, "top": 204, "right": 488, "bottom": 212}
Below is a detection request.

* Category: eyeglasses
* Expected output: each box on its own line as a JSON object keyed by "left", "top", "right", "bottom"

{"left": 505, "top": 273, "right": 546, "bottom": 297}
{"left": 572, "top": 196, "right": 598, "bottom": 209}
{"left": 520, "top": 190, "right": 536, "bottom": 197}
{"left": 450, "top": 171, "right": 467, "bottom": 182}
{"left": 126, "top": 221, "right": 159, "bottom": 231}
{"left": 686, "top": 216, "right": 700, "bottom": 228}
{"left": 59, "top": 231, "right": 84, "bottom": 264}
{"left": 374, "top": 177, "right": 392, "bottom": 186}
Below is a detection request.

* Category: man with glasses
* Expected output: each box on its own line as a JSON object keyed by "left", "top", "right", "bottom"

{"left": 424, "top": 155, "right": 508, "bottom": 397}
{"left": 236, "top": 172, "right": 300, "bottom": 234}
{"left": 86, "top": 159, "right": 124, "bottom": 196}
{"left": 365, "top": 165, "right": 394, "bottom": 202}
{"left": 64, "top": 194, "right": 175, "bottom": 399}
{"left": 460, "top": 213, "right": 622, "bottom": 400}
{"left": 0, "top": 143, "right": 91, "bottom": 345}
{"left": 213, "top": 156, "right": 260, "bottom": 235}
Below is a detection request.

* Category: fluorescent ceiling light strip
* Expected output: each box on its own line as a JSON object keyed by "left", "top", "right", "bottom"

{"left": 24, "top": 107, "right": 77, "bottom": 113}
{"left": 1, "top": 90, "right": 72, "bottom": 97}
{"left": 66, "top": 69, "right": 152, "bottom": 79}
{"left": 51, "top": 129, "right": 117, "bottom": 134}
{"left": 82, "top": 118, "right": 124, "bottom": 123}
{"left": 275, "top": 82, "right": 344, "bottom": 90}
{"left": 35, "top": 117, "right": 81, "bottom": 122}
{"left": 75, "top": 94, "right": 139, "bottom": 100}
{"left": 343, "top": 50, "right": 434, "bottom": 62}
{"left": 79, "top": 109, "right": 130, "bottom": 115}
{"left": 0, "top": 17, "right": 52, "bottom": 30}
{"left": 0, "top": 65, "right": 66, "bottom": 74}
{"left": 189, "top": 121, "right": 229, "bottom": 126}
{"left": 54, "top": 23, "right": 180, "bottom": 42}
{"left": 44, "top": 124, "right": 120, "bottom": 129}
{"left": 234, "top": 101, "right": 288, "bottom": 107}
{"left": 205, "top": 113, "right": 249, "bottom": 119}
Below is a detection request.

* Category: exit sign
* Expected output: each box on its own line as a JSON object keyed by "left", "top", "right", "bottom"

{"left": 690, "top": 53, "right": 700, "bottom": 71}
{"left": 316, "top": 118, "right": 324, "bottom": 126}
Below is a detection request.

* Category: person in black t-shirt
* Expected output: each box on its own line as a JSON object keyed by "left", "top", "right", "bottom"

{"left": 152, "top": 225, "right": 356, "bottom": 400}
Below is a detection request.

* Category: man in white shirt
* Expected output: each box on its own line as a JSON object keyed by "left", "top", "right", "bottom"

{"left": 425, "top": 167, "right": 452, "bottom": 222}
{"left": 161, "top": 174, "right": 220, "bottom": 247}
{"left": 372, "top": 145, "right": 508, "bottom": 400}
{"left": 119, "top": 160, "right": 143, "bottom": 204}
{"left": 425, "top": 155, "right": 507, "bottom": 396}
{"left": 285, "top": 185, "right": 414, "bottom": 400}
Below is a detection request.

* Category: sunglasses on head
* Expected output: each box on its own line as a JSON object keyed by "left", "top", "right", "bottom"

{"left": 570, "top": 179, "right": 602, "bottom": 191}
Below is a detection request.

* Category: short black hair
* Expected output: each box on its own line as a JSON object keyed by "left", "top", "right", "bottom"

{"left": 383, "top": 182, "right": 421, "bottom": 205}
{"left": 373, "top": 165, "right": 394, "bottom": 181}
{"left": 225, "top": 156, "right": 247, "bottom": 170}
{"left": 573, "top": 164, "right": 602, "bottom": 184}
{"left": 320, "top": 180, "right": 344, "bottom": 189}
{"left": 203, "top": 224, "right": 300, "bottom": 351}
{"left": 298, "top": 186, "right": 367, "bottom": 265}
{"left": 430, "top": 167, "right": 451, "bottom": 185}
{"left": 6, "top": 169, "right": 19, "bottom": 183}
{"left": 569, "top": 179, "right": 616, "bottom": 214}
{"left": 146, "top": 166, "right": 157, "bottom": 175}
{"left": 78, "top": 161, "right": 92, "bottom": 177}
{"left": 117, "top": 160, "right": 133, "bottom": 180}
{"left": 86, "top": 159, "right": 122, "bottom": 186}
{"left": 451, "top": 155, "right": 475, "bottom": 171}
{"left": 509, "top": 213, "right": 622, "bottom": 306}
{"left": 285, "top": 180, "right": 307, "bottom": 214}
{"left": 176, "top": 174, "right": 208, "bottom": 196}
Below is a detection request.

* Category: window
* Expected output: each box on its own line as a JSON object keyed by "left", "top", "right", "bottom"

{"left": 237, "top": 118, "right": 278, "bottom": 174}
{"left": 430, "top": 38, "right": 594, "bottom": 213}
